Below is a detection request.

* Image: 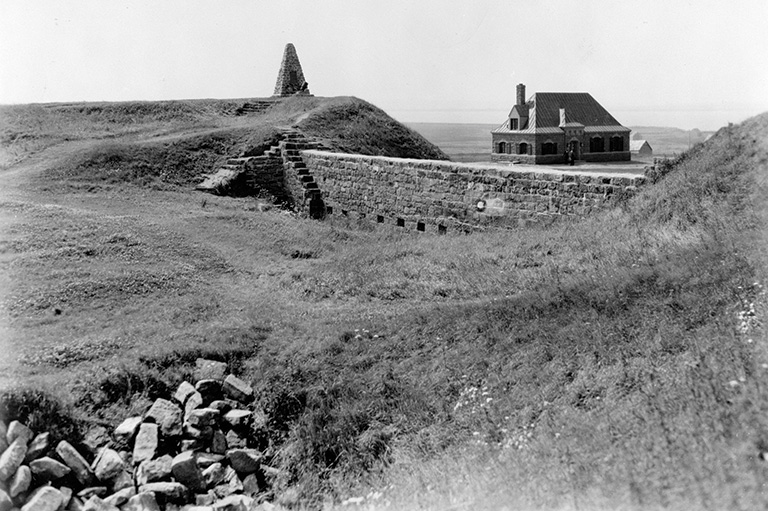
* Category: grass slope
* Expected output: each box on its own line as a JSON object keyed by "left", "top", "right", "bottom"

{"left": 0, "top": 96, "right": 447, "bottom": 191}
{"left": 1, "top": 99, "right": 767, "bottom": 510}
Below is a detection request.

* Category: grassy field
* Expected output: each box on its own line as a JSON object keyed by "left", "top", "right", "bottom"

{"left": 1, "top": 99, "right": 767, "bottom": 510}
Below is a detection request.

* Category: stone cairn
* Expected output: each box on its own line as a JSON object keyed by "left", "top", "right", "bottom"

{"left": 0, "top": 359, "right": 286, "bottom": 511}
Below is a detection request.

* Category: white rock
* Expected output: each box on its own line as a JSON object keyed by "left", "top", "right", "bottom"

{"left": 21, "top": 485, "right": 62, "bottom": 511}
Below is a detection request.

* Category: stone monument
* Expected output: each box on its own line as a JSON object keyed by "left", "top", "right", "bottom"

{"left": 273, "top": 43, "right": 311, "bottom": 97}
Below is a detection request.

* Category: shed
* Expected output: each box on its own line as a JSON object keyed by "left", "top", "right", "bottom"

{"left": 630, "top": 139, "right": 653, "bottom": 157}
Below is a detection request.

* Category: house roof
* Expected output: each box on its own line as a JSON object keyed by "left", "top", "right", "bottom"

{"left": 493, "top": 90, "right": 628, "bottom": 135}
{"left": 508, "top": 103, "right": 530, "bottom": 119}
{"left": 630, "top": 140, "right": 652, "bottom": 151}
{"left": 531, "top": 92, "right": 624, "bottom": 127}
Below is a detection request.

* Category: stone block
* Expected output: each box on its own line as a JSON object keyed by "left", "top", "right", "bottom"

{"left": 171, "top": 451, "right": 205, "bottom": 493}
{"left": 0, "top": 439, "right": 27, "bottom": 481}
{"left": 210, "top": 430, "right": 227, "bottom": 455}
{"left": 6, "top": 422, "right": 33, "bottom": 447}
{"left": 144, "top": 399, "right": 183, "bottom": 438}
{"left": 0, "top": 488, "right": 10, "bottom": 511}
{"left": 194, "top": 380, "right": 222, "bottom": 401}
{"left": 202, "top": 462, "right": 226, "bottom": 488}
{"left": 82, "top": 427, "right": 110, "bottom": 457}
{"left": 92, "top": 448, "right": 124, "bottom": 483}
{"left": 9, "top": 464, "right": 30, "bottom": 497}
{"left": 81, "top": 494, "right": 119, "bottom": 511}
{"left": 174, "top": 381, "right": 197, "bottom": 406}
{"left": 211, "top": 466, "right": 241, "bottom": 499}
{"left": 184, "top": 392, "right": 204, "bottom": 420}
{"left": 30, "top": 456, "right": 71, "bottom": 480}
{"left": 221, "top": 375, "right": 253, "bottom": 403}
{"left": 20, "top": 485, "right": 62, "bottom": 511}
{"left": 132, "top": 423, "right": 159, "bottom": 465}
{"left": 186, "top": 408, "right": 220, "bottom": 429}
{"left": 224, "top": 430, "right": 245, "bottom": 450}
{"left": 222, "top": 410, "right": 251, "bottom": 429}
{"left": 102, "top": 487, "right": 135, "bottom": 507}
{"left": 225, "top": 449, "right": 261, "bottom": 474}
{"left": 23, "top": 431, "right": 50, "bottom": 463}
{"left": 135, "top": 454, "right": 172, "bottom": 485}
{"left": 114, "top": 417, "right": 143, "bottom": 443}
{"left": 137, "top": 482, "right": 188, "bottom": 504}
{"left": 121, "top": 491, "right": 161, "bottom": 511}
{"left": 194, "top": 359, "right": 228, "bottom": 381}
{"left": 242, "top": 473, "right": 260, "bottom": 497}
{"left": 108, "top": 468, "right": 134, "bottom": 493}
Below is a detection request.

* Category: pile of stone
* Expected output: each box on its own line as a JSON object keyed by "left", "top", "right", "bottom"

{"left": 0, "top": 359, "right": 286, "bottom": 511}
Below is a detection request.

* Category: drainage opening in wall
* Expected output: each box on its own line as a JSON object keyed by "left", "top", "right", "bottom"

{"left": 397, "top": 218, "right": 405, "bottom": 227}
{"left": 342, "top": 210, "right": 348, "bottom": 217}
{"left": 417, "top": 222, "right": 425, "bottom": 232}
{"left": 438, "top": 225, "right": 447, "bottom": 235}
{"left": 377, "top": 215, "right": 384, "bottom": 224}
{"left": 326, "top": 206, "right": 333, "bottom": 215}
{"left": 309, "top": 197, "right": 326, "bottom": 220}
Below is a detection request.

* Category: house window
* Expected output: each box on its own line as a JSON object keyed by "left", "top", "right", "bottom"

{"left": 518, "top": 142, "right": 528, "bottom": 155}
{"left": 609, "top": 136, "right": 624, "bottom": 152}
{"left": 510, "top": 118, "right": 518, "bottom": 130}
{"left": 590, "top": 136, "right": 604, "bottom": 153}
{"left": 542, "top": 142, "right": 558, "bottom": 155}
{"left": 497, "top": 141, "right": 506, "bottom": 154}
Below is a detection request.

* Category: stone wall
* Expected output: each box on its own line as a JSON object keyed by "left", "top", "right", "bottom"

{"left": 302, "top": 150, "right": 646, "bottom": 232}
{"left": 244, "top": 155, "right": 290, "bottom": 203}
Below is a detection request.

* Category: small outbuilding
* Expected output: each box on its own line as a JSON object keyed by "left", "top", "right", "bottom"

{"left": 630, "top": 139, "right": 653, "bottom": 157}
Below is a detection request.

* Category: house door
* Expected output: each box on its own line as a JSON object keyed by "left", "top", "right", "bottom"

{"left": 569, "top": 140, "right": 580, "bottom": 160}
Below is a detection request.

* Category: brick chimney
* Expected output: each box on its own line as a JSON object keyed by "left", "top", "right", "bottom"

{"left": 516, "top": 83, "right": 526, "bottom": 106}
{"left": 559, "top": 108, "right": 567, "bottom": 127}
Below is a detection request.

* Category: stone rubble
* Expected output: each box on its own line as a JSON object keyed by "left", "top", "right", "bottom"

{"left": 0, "top": 360, "right": 285, "bottom": 510}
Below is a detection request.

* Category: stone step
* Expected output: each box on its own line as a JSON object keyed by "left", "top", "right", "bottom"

{"left": 305, "top": 182, "right": 319, "bottom": 189}
{"left": 300, "top": 175, "right": 314, "bottom": 183}
{"left": 226, "top": 158, "right": 251, "bottom": 165}
{"left": 304, "top": 189, "right": 321, "bottom": 198}
{"left": 296, "top": 168, "right": 310, "bottom": 175}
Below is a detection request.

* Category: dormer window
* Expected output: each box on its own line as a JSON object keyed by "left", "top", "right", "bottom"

{"left": 509, "top": 118, "right": 518, "bottom": 130}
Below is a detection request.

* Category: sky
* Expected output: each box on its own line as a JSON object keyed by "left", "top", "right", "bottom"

{"left": 1, "top": 0, "right": 766, "bottom": 130}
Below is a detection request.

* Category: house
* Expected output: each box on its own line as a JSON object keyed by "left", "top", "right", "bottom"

{"left": 630, "top": 139, "right": 653, "bottom": 157}
{"left": 491, "top": 84, "right": 631, "bottom": 164}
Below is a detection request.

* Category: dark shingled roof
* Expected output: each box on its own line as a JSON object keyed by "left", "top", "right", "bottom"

{"left": 531, "top": 92, "right": 623, "bottom": 127}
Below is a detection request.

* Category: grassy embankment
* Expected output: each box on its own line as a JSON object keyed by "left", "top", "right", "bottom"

{"left": 1, "top": 98, "right": 767, "bottom": 510}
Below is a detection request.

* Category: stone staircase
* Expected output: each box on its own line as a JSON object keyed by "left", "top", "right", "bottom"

{"left": 234, "top": 100, "right": 276, "bottom": 116}
{"left": 197, "top": 128, "right": 329, "bottom": 217}
{"left": 277, "top": 128, "right": 324, "bottom": 210}
{"left": 195, "top": 156, "right": 255, "bottom": 195}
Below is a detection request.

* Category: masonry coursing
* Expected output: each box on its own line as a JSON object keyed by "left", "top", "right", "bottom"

{"left": 300, "top": 150, "right": 645, "bottom": 232}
